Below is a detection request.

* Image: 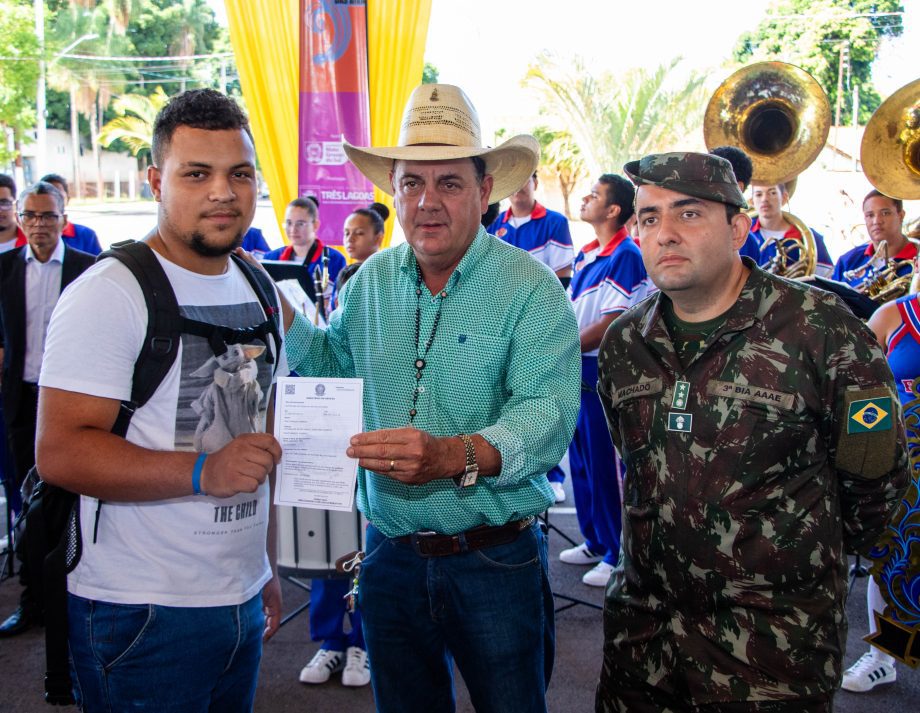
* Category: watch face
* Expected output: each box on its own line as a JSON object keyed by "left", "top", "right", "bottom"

{"left": 457, "top": 469, "right": 478, "bottom": 487}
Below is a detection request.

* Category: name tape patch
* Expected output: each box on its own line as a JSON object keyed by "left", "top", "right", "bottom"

{"left": 707, "top": 380, "right": 795, "bottom": 410}
{"left": 614, "top": 377, "right": 663, "bottom": 406}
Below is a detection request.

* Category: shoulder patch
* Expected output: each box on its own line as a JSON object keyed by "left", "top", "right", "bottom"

{"left": 837, "top": 387, "right": 899, "bottom": 478}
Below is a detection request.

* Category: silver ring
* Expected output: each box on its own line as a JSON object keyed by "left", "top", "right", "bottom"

{"left": 389, "top": 460, "right": 396, "bottom": 472}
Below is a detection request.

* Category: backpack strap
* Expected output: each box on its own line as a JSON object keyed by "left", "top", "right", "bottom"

{"left": 231, "top": 251, "right": 284, "bottom": 377}
{"left": 98, "top": 240, "right": 184, "bottom": 438}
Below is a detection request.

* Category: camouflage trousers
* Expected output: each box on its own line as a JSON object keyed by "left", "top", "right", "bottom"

{"left": 595, "top": 658, "right": 833, "bottom": 712}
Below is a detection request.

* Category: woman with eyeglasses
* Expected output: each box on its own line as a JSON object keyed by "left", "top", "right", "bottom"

{"left": 262, "top": 196, "right": 346, "bottom": 295}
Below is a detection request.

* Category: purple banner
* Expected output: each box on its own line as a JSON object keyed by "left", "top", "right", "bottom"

{"left": 298, "top": 0, "right": 374, "bottom": 248}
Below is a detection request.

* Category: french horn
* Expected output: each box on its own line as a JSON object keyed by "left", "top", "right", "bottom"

{"left": 704, "top": 62, "right": 831, "bottom": 277}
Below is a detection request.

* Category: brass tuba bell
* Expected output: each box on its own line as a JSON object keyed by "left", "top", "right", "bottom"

{"left": 853, "top": 79, "right": 920, "bottom": 302}
{"left": 704, "top": 62, "right": 831, "bottom": 186}
{"left": 704, "top": 62, "right": 831, "bottom": 278}
{"left": 861, "top": 78, "right": 920, "bottom": 201}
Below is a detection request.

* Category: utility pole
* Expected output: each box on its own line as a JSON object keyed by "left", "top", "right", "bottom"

{"left": 34, "top": 0, "right": 46, "bottom": 179}
{"left": 832, "top": 41, "right": 849, "bottom": 171}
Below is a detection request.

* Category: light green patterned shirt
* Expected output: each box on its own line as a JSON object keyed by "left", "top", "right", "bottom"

{"left": 285, "top": 226, "right": 581, "bottom": 537}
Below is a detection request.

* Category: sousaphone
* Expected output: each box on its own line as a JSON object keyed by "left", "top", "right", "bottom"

{"left": 704, "top": 62, "right": 832, "bottom": 277}
{"left": 856, "top": 78, "right": 920, "bottom": 302}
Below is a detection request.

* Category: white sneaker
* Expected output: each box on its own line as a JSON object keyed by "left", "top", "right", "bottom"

{"left": 582, "top": 561, "right": 615, "bottom": 587}
{"left": 341, "top": 646, "right": 371, "bottom": 687}
{"left": 559, "top": 543, "right": 603, "bottom": 565}
{"left": 841, "top": 651, "right": 897, "bottom": 692}
{"left": 550, "top": 481, "right": 566, "bottom": 503}
{"left": 299, "top": 648, "right": 344, "bottom": 684}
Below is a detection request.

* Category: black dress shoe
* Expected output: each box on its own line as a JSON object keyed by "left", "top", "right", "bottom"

{"left": 0, "top": 606, "right": 40, "bottom": 637}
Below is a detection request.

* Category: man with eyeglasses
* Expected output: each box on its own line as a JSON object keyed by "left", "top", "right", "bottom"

{"left": 0, "top": 180, "right": 94, "bottom": 637}
{"left": 0, "top": 173, "right": 26, "bottom": 253}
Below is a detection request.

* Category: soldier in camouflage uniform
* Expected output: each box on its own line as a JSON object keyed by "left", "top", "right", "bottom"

{"left": 595, "top": 151, "right": 910, "bottom": 712}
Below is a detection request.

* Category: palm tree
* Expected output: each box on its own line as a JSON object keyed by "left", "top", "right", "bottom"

{"left": 98, "top": 86, "right": 170, "bottom": 160}
{"left": 532, "top": 126, "right": 586, "bottom": 219}
{"left": 47, "top": 1, "right": 133, "bottom": 199}
{"left": 524, "top": 53, "right": 710, "bottom": 176}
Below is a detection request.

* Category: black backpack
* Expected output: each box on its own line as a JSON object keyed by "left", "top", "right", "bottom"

{"left": 31, "top": 240, "right": 282, "bottom": 705}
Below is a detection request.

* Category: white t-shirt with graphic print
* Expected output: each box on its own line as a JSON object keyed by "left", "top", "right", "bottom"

{"left": 40, "top": 250, "right": 287, "bottom": 607}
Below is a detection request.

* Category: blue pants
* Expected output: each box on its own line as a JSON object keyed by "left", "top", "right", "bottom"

{"left": 68, "top": 592, "right": 264, "bottom": 713}
{"left": 310, "top": 577, "right": 364, "bottom": 650}
{"left": 359, "top": 521, "right": 554, "bottom": 713}
{"left": 569, "top": 356, "right": 623, "bottom": 565}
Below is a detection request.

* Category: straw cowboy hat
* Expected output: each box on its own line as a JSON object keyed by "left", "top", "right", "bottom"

{"left": 343, "top": 84, "right": 540, "bottom": 202}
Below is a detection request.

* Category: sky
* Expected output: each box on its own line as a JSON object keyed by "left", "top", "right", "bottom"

{"left": 209, "top": 1, "right": 919, "bottom": 137}
{"left": 424, "top": 0, "right": 920, "bottom": 140}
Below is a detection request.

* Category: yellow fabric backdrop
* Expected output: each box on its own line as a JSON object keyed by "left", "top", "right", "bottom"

{"left": 367, "top": 0, "right": 433, "bottom": 246}
{"left": 224, "top": 0, "right": 432, "bottom": 245}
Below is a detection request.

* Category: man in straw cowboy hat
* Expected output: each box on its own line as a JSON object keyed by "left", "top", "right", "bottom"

{"left": 594, "top": 151, "right": 908, "bottom": 711}
{"left": 280, "top": 84, "right": 580, "bottom": 712}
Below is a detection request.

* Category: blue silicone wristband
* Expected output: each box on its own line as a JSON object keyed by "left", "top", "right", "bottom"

{"left": 192, "top": 453, "right": 207, "bottom": 496}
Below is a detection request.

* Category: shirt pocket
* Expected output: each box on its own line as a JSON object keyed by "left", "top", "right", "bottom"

{"left": 615, "top": 394, "right": 662, "bottom": 505}
{"left": 432, "top": 333, "right": 510, "bottom": 423}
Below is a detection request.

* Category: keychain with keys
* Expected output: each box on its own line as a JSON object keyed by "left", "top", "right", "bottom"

{"left": 335, "top": 550, "right": 365, "bottom": 612}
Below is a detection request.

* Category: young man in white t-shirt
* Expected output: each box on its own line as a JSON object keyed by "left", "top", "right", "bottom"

{"left": 36, "top": 89, "right": 285, "bottom": 713}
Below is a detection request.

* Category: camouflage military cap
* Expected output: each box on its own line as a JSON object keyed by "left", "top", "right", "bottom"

{"left": 623, "top": 152, "right": 748, "bottom": 209}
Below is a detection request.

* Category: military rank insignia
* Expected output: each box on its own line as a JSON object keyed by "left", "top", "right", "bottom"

{"left": 667, "top": 412, "right": 692, "bottom": 432}
{"left": 671, "top": 381, "right": 690, "bottom": 410}
{"left": 847, "top": 397, "right": 893, "bottom": 434}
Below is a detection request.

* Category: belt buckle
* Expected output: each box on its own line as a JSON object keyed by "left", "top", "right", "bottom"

{"left": 408, "top": 530, "right": 439, "bottom": 557}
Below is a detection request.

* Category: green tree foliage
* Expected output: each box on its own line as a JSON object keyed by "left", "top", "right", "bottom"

{"left": 525, "top": 53, "right": 709, "bottom": 177}
{"left": 422, "top": 62, "right": 439, "bottom": 85}
{"left": 733, "top": 0, "right": 904, "bottom": 124}
{"left": 532, "top": 126, "right": 586, "bottom": 219}
{"left": 98, "top": 85, "right": 169, "bottom": 157}
{"left": 0, "top": 1, "right": 40, "bottom": 166}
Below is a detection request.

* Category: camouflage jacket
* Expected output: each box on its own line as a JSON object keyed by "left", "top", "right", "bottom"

{"left": 596, "top": 262, "right": 909, "bottom": 704}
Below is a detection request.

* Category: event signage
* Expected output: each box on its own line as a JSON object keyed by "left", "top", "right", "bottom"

{"left": 298, "top": 0, "right": 375, "bottom": 247}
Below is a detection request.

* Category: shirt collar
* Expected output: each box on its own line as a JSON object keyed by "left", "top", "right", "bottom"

{"left": 640, "top": 257, "right": 764, "bottom": 342}
{"left": 751, "top": 217, "right": 800, "bottom": 239}
{"left": 399, "top": 225, "right": 489, "bottom": 285}
{"left": 24, "top": 237, "right": 65, "bottom": 265}
{"left": 501, "top": 201, "right": 547, "bottom": 223}
{"left": 62, "top": 222, "right": 76, "bottom": 238}
{"left": 864, "top": 239, "right": 917, "bottom": 260}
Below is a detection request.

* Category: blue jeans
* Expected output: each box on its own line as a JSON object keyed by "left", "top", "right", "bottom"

{"left": 68, "top": 592, "right": 264, "bottom": 713}
{"left": 359, "top": 520, "right": 554, "bottom": 713}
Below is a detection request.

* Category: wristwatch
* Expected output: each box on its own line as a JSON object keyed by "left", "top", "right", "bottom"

{"left": 454, "top": 434, "right": 479, "bottom": 488}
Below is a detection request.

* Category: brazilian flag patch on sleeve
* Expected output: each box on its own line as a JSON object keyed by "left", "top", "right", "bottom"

{"left": 847, "top": 397, "right": 893, "bottom": 434}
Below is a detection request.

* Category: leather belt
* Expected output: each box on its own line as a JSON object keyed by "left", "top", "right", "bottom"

{"left": 395, "top": 516, "right": 535, "bottom": 558}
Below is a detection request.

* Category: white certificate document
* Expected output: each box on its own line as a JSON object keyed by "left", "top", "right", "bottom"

{"left": 273, "top": 376, "right": 363, "bottom": 511}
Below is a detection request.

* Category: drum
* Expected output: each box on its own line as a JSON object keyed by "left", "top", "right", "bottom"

{"left": 276, "top": 505, "right": 367, "bottom": 576}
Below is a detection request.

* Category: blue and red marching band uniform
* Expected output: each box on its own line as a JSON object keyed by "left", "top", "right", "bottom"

{"left": 263, "top": 237, "right": 347, "bottom": 288}
{"left": 833, "top": 241, "right": 918, "bottom": 288}
{"left": 488, "top": 201, "right": 574, "bottom": 273}
{"left": 568, "top": 227, "right": 648, "bottom": 565}
{"left": 748, "top": 217, "right": 834, "bottom": 277}
{"left": 886, "top": 294, "right": 920, "bottom": 406}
